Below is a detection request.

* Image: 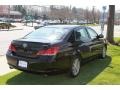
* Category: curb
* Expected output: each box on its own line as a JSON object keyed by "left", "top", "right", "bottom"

{"left": 0, "top": 56, "right": 15, "bottom": 76}
{"left": 0, "top": 69, "right": 15, "bottom": 76}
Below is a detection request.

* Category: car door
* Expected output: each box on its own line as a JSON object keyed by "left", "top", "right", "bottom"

{"left": 86, "top": 27, "right": 103, "bottom": 56}
{"left": 74, "top": 27, "right": 92, "bottom": 59}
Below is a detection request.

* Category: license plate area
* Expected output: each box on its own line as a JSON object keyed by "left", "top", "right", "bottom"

{"left": 18, "top": 60, "right": 28, "bottom": 68}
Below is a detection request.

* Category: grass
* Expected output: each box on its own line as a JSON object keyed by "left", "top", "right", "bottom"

{"left": 114, "top": 37, "right": 120, "bottom": 43}
{"left": 0, "top": 42, "right": 120, "bottom": 85}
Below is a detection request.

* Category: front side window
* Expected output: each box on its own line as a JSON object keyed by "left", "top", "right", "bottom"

{"left": 75, "top": 28, "right": 89, "bottom": 41}
{"left": 24, "top": 27, "right": 69, "bottom": 41}
{"left": 87, "top": 28, "right": 98, "bottom": 39}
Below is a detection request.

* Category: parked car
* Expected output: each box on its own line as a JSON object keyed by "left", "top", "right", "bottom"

{"left": 6, "top": 25, "right": 107, "bottom": 77}
{"left": 0, "top": 17, "right": 8, "bottom": 22}
{"left": 34, "top": 21, "right": 49, "bottom": 29}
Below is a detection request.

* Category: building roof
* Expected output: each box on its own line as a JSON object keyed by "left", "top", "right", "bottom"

{"left": 10, "top": 11, "right": 22, "bottom": 15}
{"left": 0, "top": 10, "right": 22, "bottom": 16}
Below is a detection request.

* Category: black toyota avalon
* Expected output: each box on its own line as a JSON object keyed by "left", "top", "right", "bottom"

{"left": 6, "top": 25, "right": 107, "bottom": 77}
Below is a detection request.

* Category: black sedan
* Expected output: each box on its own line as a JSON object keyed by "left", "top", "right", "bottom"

{"left": 6, "top": 25, "right": 107, "bottom": 77}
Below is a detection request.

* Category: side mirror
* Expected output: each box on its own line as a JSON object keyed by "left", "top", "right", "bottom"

{"left": 98, "top": 34, "right": 104, "bottom": 38}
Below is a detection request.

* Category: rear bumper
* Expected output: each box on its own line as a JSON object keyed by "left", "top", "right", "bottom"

{"left": 6, "top": 53, "right": 70, "bottom": 73}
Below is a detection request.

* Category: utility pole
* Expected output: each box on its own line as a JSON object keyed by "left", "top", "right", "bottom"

{"left": 31, "top": 7, "right": 33, "bottom": 27}
{"left": 101, "top": 6, "right": 106, "bottom": 34}
{"left": 8, "top": 5, "right": 10, "bottom": 30}
{"left": 106, "top": 5, "right": 115, "bottom": 44}
{"left": 92, "top": 6, "right": 95, "bottom": 24}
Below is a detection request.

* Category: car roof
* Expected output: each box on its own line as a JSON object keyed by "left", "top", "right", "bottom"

{"left": 44, "top": 25, "right": 81, "bottom": 30}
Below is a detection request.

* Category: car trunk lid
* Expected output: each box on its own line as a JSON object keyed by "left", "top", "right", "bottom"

{"left": 12, "top": 38, "right": 51, "bottom": 58}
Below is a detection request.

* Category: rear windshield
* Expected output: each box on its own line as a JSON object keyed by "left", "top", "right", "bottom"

{"left": 24, "top": 27, "right": 69, "bottom": 40}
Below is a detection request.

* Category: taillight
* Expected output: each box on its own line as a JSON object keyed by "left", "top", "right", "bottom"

{"left": 8, "top": 44, "right": 16, "bottom": 52}
{"left": 36, "top": 46, "right": 59, "bottom": 56}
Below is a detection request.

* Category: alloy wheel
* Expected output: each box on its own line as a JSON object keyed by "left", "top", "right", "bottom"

{"left": 71, "top": 58, "right": 80, "bottom": 76}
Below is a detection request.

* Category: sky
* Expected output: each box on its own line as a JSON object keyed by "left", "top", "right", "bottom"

{"left": 0, "top": 0, "right": 120, "bottom": 11}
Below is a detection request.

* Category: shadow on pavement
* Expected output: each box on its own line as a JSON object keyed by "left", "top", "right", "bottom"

{"left": 6, "top": 56, "right": 112, "bottom": 85}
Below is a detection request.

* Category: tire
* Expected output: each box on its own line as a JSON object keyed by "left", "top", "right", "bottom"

{"left": 69, "top": 56, "right": 81, "bottom": 77}
{"left": 100, "top": 46, "right": 107, "bottom": 59}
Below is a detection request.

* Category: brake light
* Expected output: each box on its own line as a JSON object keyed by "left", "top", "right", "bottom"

{"left": 8, "top": 44, "right": 16, "bottom": 52}
{"left": 36, "top": 46, "right": 59, "bottom": 56}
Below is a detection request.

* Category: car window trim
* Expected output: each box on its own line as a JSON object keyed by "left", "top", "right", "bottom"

{"left": 67, "top": 30, "right": 75, "bottom": 42}
{"left": 86, "top": 27, "right": 98, "bottom": 40}
{"left": 74, "top": 27, "right": 82, "bottom": 41}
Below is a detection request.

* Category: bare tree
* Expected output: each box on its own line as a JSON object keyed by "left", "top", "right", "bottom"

{"left": 92, "top": 6, "right": 96, "bottom": 23}
{"left": 49, "top": 5, "right": 71, "bottom": 23}
{"left": 18, "top": 5, "right": 101, "bottom": 24}
{"left": 95, "top": 10, "right": 101, "bottom": 24}
{"left": 84, "top": 8, "right": 91, "bottom": 24}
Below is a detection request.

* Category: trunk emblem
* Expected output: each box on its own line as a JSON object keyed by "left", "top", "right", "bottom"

{"left": 23, "top": 43, "right": 27, "bottom": 48}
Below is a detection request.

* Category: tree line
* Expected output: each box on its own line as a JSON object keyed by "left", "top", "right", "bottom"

{"left": 11, "top": 5, "right": 101, "bottom": 24}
